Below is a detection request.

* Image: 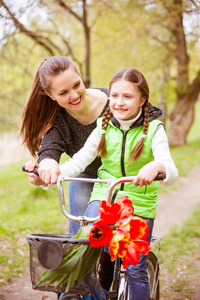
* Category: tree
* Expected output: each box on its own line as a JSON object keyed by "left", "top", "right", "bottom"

{"left": 0, "top": 0, "right": 112, "bottom": 87}
{"left": 0, "top": 0, "right": 200, "bottom": 144}
{"left": 140, "top": 0, "right": 200, "bottom": 146}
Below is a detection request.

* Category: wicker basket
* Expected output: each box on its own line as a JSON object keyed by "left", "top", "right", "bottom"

{"left": 26, "top": 234, "right": 97, "bottom": 295}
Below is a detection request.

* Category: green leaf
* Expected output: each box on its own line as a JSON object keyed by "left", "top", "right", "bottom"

{"left": 65, "top": 255, "right": 83, "bottom": 292}
{"left": 77, "top": 246, "right": 101, "bottom": 286}
{"left": 75, "top": 226, "right": 91, "bottom": 239}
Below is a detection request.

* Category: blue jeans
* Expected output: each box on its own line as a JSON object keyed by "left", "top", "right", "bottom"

{"left": 127, "top": 217, "right": 154, "bottom": 300}
{"left": 68, "top": 173, "right": 95, "bottom": 235}
{"left": 84, "top": 201, "right": 154, "bottom": 299}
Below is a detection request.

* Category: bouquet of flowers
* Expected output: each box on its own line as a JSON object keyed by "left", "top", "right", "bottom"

{"left": 35, "top": 196, "right": 150, "bottom": 292}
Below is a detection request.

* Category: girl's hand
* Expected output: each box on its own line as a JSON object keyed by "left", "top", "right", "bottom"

{"left": 38, "top": 158, "right": 61, "bottom": 185}
{"left": 133, "top": 161, "right": 166, "bottom": 187}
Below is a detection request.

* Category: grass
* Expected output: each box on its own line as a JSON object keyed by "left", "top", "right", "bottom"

{"left": 0, "top": 161, "right": 68, "bottom": 285}
{"left": 0, "top": 102, "right": 200, "bottom": 290}
{"left": 159, "top": 204, "right": 200, "bottom": 299}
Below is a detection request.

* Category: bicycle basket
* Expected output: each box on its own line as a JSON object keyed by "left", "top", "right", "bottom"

{"left": 26, "top": 234, "right": 98, "bottom": 295}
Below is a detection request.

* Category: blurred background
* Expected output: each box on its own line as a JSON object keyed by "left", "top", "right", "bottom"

{"left": 0, "top": 0, "right": 200, "bottom": 156}
{"left": 0, "top": 1, "right": 200, "bottom": 299}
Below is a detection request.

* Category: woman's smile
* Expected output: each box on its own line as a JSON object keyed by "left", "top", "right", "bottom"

{"left": 69, "top": 96, "right": 81, "bottom": 106}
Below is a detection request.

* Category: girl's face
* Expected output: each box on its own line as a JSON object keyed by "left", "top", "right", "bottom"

{"left": 47, "top": 67, "right": 86, "bottom": 112}
{"left": 109, "top": 79, "right": 146, "bottom": 120}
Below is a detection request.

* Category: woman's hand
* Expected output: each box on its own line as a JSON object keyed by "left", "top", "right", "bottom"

{"left": 38, "top": 158, "right": 61, "bottom": 184}
{"left": 24, "top": 158, "right": 61, "bottom": 185}
{"left": 133, "top": 161, "right": 166, "bottom": 187}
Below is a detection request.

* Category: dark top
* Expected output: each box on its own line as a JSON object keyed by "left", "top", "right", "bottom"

{"left": 37, "top": 88, "right": 109, "bottom": 177}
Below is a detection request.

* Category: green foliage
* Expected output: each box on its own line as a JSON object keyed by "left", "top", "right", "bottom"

{"left": 0, "top": 35, "right": 49, "bottom": 132}
{"left": 0, "top": 161, "right": 68, "bottom": 285}
{"left": 0, "top": 0, "right": 199, "bottom": 136}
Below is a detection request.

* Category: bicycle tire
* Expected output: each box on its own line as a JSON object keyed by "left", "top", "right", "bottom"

{"left": 117, "top": 273, "right": 128, "bottom": 300}
{"left": 147, "top": 251, "right": 160, "bottom": 300}
{"left": 109, "top": 256, "right": 121, "bottom": 300}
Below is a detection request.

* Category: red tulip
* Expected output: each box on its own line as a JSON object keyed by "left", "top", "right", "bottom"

{"left": 117, "top": 215, "right": 149, "bottom": 241}
{"left": 122, "top": 239, "right": 151, "bottom": 269}
{"left": 98, "top": 200, "right": 121, "bottom": 224}
{"left": 115, "top": 196, "right": 134, "bottom": 219}
{"left": 109, "top": 232, "right": 151, "bottom": 268}
{"left": 88, "top": 219, "right": 113, "bottom": 248}
{"left": 109, "top": 233, "right": 128, "bottom": 261}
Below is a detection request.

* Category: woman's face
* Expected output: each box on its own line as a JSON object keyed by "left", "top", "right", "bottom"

{"left": 109, "top": 79, "right": 146, "bottom": 120}
{"left": 47, "top": 67, "right": 86, "bottom": 112}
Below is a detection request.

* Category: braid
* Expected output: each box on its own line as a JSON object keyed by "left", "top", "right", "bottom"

{"left": 143, "top": 101, "right": 149, "bottom": 135}
{"left": 129, "top": 101, "right": 149, "bottom": 162}
{"left": 96, "top": 105, "right": 112, "bottom": 157}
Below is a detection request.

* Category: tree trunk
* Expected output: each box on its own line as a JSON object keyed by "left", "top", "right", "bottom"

{"left": 168, "top": 99, "right": 195, "bottom": 146}
{"left": 168, "top": 75, "right": 200, "bottom": 146}
{"left": 167, "top": 0, "right": 200, "bottom": 146}
{"left": 82, "top": 0, "right": 91, "bottom": 88}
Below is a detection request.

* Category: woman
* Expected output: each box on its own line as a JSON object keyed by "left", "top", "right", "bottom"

{"left": 21, "top": 55, "right": 109, "bottom": 235}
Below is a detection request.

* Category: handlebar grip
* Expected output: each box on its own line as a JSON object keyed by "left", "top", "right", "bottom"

{"left": 22, "top": 165, "right": 39, "bottom": 176}
{"left": 154, "top": 173, "right": 165, "bottom": 181}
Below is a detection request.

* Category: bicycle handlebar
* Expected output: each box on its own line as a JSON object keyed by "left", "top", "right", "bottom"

{"left": 22, "top": 165, "right": 39, "bottom": 176}
{"left": 57, "top": 173, "right": 164, "bottom": 226}
{"left": 22, "top": 165, "right": 164, "bottom": 227}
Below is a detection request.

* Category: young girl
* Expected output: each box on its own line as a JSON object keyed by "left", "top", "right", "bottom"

{"left": 25, "top": 68, "right": 178, "bottom": 299}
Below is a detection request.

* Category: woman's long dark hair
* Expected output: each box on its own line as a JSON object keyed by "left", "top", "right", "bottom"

{"left": 97, "top": 68, "right": 149, "bottom": 162}
{"left": 20, "top": 56, "right": 79, "bottom": 157}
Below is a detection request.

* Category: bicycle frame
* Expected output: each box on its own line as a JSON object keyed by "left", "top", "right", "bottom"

{"left": 23, "top": 166, "right": 163, "bottom": 299}
{"left": 57, "top": 175, "right": 162, "bottom": 300}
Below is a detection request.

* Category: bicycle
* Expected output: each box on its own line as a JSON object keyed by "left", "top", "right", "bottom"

{"left": 24, "top": 169, "right": 162, "bottom": 300}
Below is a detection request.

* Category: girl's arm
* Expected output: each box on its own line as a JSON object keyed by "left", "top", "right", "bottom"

{"left": 133, "top": 125, "right": 178, "bottom": 186}
{"left": 152, "top": 125, "right": 178, "bottom": 185}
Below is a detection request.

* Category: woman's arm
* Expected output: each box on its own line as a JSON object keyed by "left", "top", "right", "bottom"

{"left": 37, "top": 125, "right": 67, "bottom": 164}
{"left": 59, "top": 128, "right": 100, "bottom": 177}
{"left": 41, "top": 128, "right": 100, "bottom": 189}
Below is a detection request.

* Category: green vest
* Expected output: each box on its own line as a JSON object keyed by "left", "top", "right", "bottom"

{"left": 90, "top": 118, "right": 163, "bottom": 219}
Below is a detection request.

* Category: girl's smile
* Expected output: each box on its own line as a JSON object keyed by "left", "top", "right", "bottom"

{"left": 109, "top": 80, "right": 146, "bottom": 120}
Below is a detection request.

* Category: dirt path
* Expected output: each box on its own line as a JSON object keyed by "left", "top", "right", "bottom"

{"left": 153, "top": 165, "right": 200, "bottom": 236}
{"left": 0, "top": 133, "right": 200, "bottom": 299}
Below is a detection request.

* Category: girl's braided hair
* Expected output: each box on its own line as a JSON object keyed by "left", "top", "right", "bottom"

{"left": 97, "top": 68, "right": 149, "bottom": 162}
{"left": 96, "top": 106, "right": 113, "bottom": 157}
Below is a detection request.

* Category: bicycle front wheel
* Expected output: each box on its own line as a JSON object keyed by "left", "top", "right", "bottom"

{"left": 147, "top": 251, "right": 160, "bottom": 300}
{"left": 117, "top": 273, "right": 129, "bottom": 300}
